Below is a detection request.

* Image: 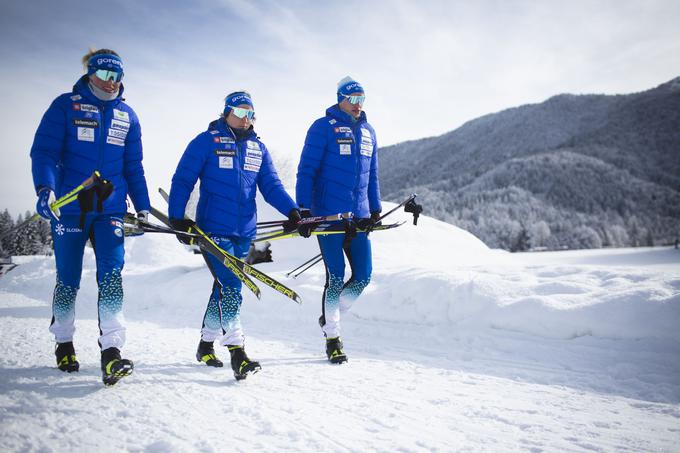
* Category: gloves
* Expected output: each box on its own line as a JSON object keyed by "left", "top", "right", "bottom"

{"left": 282, "top": 208, "right": 302, "bottom": 233}
{"left": 169, "top": 218, "right": 196, "bottom": 245}
{"left": 355, "top": 211, "right": 382, "bottom": 233}
{"left": 36, "top": 188, "right": 60, "bottom": 221}
{"left": 137, "top": 210, "right": 149, "bottom": 223}
{"left": 297, "top": 209, "right": 316, "bottom": 238}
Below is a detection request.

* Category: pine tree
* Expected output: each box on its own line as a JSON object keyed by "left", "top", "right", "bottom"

{"left": 0, "top": 209, "right": 14, "bottom": 255}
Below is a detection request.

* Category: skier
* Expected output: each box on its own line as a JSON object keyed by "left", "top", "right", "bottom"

{"left": 30, "top": 49, "right": 151, "bottom": 386}
{"left": 295, "top": 77, "right": 382, "bottom": 364}
{"left": 168, "top": 91, "right": 304, "bottom": 380}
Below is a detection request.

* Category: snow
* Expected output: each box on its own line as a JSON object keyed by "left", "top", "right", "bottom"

{"left": 1, "top": 203, "right": 679, "bottom": 452}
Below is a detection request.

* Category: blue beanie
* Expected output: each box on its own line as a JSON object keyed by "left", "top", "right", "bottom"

{"left": 337, "top": 76, "right": 364, "bottom": 103}
{"left": 87, "top": 53, "right": 124, "bottom": 75}
{"left": 224, "top": 91, "right": 254, "bottom": 115}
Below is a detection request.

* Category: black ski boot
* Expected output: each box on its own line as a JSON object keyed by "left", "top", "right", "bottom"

{"left": 196, "top": 340, "right": 223, "bottom": 367}
{"left": 326, "top": 337, "right": 348, "bottom": 364}
{"left": 228, "top": 345, "right": 261, "bottom": 381}
{"left": 101, "top": 347, "right": 134, "bottom": 386}
{"left": 55, "top": 342, "right": 79, "bottom": 373}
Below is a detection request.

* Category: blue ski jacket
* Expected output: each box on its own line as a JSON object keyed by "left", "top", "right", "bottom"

{"left": 30, "top": 76, "right": 150, "bottom": 214}
{"left": 169, "top": 119, "right": 297, "bottom": 239}
{"left": 296, "top": 105, "right": 381, "bottom": 218}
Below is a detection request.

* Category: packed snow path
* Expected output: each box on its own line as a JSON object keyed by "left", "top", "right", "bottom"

{"left": 1, "top": 210, "right": 679, "bottom": 452}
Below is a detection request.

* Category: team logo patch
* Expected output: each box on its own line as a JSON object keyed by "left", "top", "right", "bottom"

{"left": 114, "top": 228, "right": 123, "bottom": 238}
{"left": 219, "top": 137, "right": 235, "bottom": 143}
{"left": 215, "top": 150, "right": 236, "bottom": 156}
{"left": 113, "top": 109, "right": 129, "bottom": 121}
{"left": 246, "top": 140, "right": 260, "bottom": 150}
{"left": 246, "top": 149, "right": 262, "bottom": 158}
{"left": 340, "top": 144, "right": 351, "bottom": 155}
{"left": 219, "top": 156, "right": 233, "bottom": 169}
{"left": 209, "top": 130, "right": 219, "bottom": 135}
{"left": 70, "top": 94, "right": 82, "bottom": 101}
{"left": 334, "top": 127, "right": 351, "bottom": 133}
{"left": 243, "top": 163, "right": 260, "bottom": 172}
{"left": 245, "top": 156, "right": 262, "bottom": 166}
{"left": 336, "top": 138, "right": 353, "bottom": 144}
{"left": 73, "top": 119, "right": 99, "bottom": 128}
{"left": 77, "top": 127, "right": 95, "bottom": 142}
{"left": 329, "top": 119, "right": 337, "bottom": 125}
{"left": 55, "top": 224, "right": 65, "bottom": 236}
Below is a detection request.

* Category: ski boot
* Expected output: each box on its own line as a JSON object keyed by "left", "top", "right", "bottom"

{"left": 227, "top": 345, "right": 261, "bottom": 381}
{"left": 196, "top": 340, "right": 223, "bottom": 367}
{"left": 326, "top": 337, "right": 348, "bottom": 364}
{"left": 55, "top": 342, "right": 80, "bottom": 373}
{"left": 101, "top": 347, "right": 134, "bottom": 386}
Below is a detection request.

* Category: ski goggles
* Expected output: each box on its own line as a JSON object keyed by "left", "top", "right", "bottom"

{"left": 340, "top": 94, "right": 365, "bottom": 105}
{"left": 228, "top": 106, "right": 255, "bottom": 120}
{"left": 94, "top": 69, "right": 124, "bottom": 83}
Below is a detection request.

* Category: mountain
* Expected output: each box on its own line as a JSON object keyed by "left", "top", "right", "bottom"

{"left": 378, "top": 77, "right": 680, "bottom": 250}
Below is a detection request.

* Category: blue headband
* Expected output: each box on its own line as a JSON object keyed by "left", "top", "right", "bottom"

{"left": 337, "top": 79, "right": 364, "bottom": 103}
{"left": 224, "top": 91, "right": 254, "bottom": 114}
{"left": 87, "top": 53, "right": 124, "bottom": 75}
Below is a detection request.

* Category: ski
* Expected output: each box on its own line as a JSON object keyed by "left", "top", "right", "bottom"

{"left": 122, "top": 213, "right": 202, "bottom": 238}
{"left": 157, "top": 188, "right": 302, "bottom": 304}
{"left": 256, "top": 212, "right": 352, "bottom": 230}
{"left": 255, "top": 221, "right": 405, "bottom": 243}
{"left": 285, "top": 193, "right": 419, "bottom": 278}
{"left": 149, "top": 205, "right": 262, "bottom": 300}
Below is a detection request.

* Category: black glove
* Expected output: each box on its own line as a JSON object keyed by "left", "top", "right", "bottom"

{"left": 169, "top": 218, "right": 196, "bottom": 245}
{"left": 282, "top": 208, "right": 302, "bottom": 233}
{"left": 297, "top": 209, "right": 316, "bottom": 238}
{"left": 355, "top": 212, "right": 382, "bottom": 233}
{"left": 404, "top": 199, "right": 423, "bottom": 225}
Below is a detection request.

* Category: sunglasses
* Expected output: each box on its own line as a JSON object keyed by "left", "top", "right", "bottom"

{"left": 94, "top": 69, "right": 124, "bottom": 83}
{"left": 229, "top": 106, "right": 255, "bottom": 120}
{"left": 341, "top": 94, "right": 365, "bottom": 105}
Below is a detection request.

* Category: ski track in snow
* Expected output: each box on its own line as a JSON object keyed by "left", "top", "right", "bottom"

{"left": 1, "top": 208, "right": 679, "bottom": 452}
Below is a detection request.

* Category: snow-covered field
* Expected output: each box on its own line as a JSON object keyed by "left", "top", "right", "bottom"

{"left": 1, "top": 204, "right": 679, "bottom": 452}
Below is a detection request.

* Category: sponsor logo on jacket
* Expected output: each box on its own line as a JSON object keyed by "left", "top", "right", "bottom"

{"left": 73, "top": 119, "right": 99, "bottom": 128}
{"left": 72, "top": 103, "right": 99, "bottom": 113}
{"left": 113, "top": 109, "right": 129, "bottom": 122}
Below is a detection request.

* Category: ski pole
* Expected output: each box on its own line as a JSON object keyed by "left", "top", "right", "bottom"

{"left": 290, "top": 255, "right": 323, "bottom": 279}
{"left": 286, "top": 253, "right": 323, "bottom": 277}
{"left": 0, "top": 171, "right": 104, "bottom": 241}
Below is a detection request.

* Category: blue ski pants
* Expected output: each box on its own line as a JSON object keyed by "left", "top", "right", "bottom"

{"left": 318, "top": 232, "right": 372, "bottom": 338}
{"left": 200, "top": 236, "right": 251, "bottom": 346}
{"left": 50, "top": 214, "right": 126, "bottom": 350}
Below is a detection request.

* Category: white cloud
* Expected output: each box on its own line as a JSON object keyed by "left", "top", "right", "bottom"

{"left": 1, "top": 0, "right": 679, "bottom": 215}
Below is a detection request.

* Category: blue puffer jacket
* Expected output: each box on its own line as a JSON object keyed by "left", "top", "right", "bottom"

{"left": 296, "top": 105, "right": 381, "bottom": 218}
{"left": 30, "top": 76, "right": 150, "bottom": 214}
{"left": 169, "top": 119, "right": 297, "bottom": 239}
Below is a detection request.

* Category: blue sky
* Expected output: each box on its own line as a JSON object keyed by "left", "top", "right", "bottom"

{"left": 1, "top": 0, "right": 679, "bottom": 215}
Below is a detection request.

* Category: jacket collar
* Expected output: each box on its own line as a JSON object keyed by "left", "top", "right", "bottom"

{"left": 73, "top": 75, "right": 124, "bottom": 106}
{"left": 326, "top": 104, "right": 367, "bottom": 125}
{"left": 209, "top": 118, "right": 257, "bottom": 141}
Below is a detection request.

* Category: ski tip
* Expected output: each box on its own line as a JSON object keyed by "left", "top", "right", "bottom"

{"left": 293, "top": 296, "right": 302, "bottom": 305}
